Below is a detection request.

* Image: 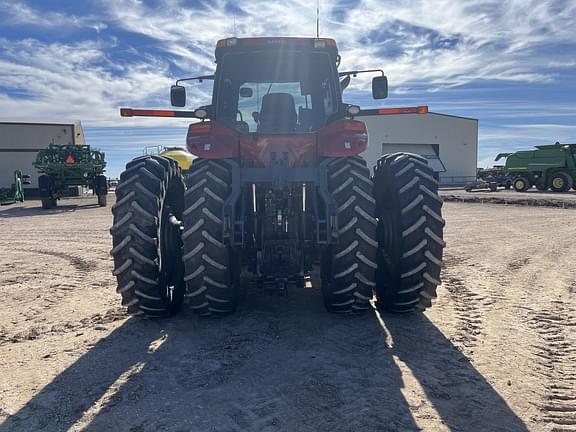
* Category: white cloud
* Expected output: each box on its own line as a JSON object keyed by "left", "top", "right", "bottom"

{"left": 482, "top": 124, "right": 576, "bottom": 141}
{"left": 96, "top": 0, "right": 576, "bottom": 92}
{"left": 0, "top": 1, "right": 107, "bottom": 31}
{"left": 0, "top": 37, "right": 205, "bottom": 127}
{"left": 0, "top": 0, "right": 574, "bottom": 156}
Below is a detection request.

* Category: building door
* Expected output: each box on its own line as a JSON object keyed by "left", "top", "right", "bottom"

{"left": 381, "top": 143, "right": 446, "bottom": 176}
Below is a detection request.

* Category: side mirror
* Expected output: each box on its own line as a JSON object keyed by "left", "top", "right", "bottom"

{"left": 340, "top": 75, "right": 351, "bottom": 92}
{"left": 170, "top": 85, "right": 186, "bottom": 107}
{"left": 372, "top": 76, "right": 388, "bottom": 99}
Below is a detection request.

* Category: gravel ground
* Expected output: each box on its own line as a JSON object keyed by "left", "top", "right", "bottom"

{"left": 0, "top": 197, "right": 574, "bottom": 432}
{"left": 441, "top": 188, "right": 576, "bottom": 208}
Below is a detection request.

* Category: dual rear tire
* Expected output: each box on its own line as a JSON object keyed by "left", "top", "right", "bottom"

{"left": 373, "top": 153, "right": 445, "bottom": 312}
{"left": 321, "top": 154, "right": 446, "bottom": 313}
{"left": 111, "top": 153, "right": 445, "bottom": 316}
{"left": 321, "top": 157, "right": 378, "bottom": 313}
{"left": 181, "top": 159, "right": 240, "bottom": 316}
{"left": 110, "top": 156, "right": 186, "bottom": 317}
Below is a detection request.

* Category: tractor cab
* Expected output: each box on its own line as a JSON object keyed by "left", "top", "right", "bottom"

{"left": 170, "top": 37, "right": 388, "bottom": 166}
{"left": 172, "top": 37, "right": 388, "bottom": 130}
{"left": 212, "top": 38, "right": 342, "bottom": 134}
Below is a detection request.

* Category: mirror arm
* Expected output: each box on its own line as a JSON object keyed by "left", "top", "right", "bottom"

{"left": 175, "top": 75, "right": 215, "bottom": 85}
{"left": 338, "top": 69, "right": 384, "bottom": 78}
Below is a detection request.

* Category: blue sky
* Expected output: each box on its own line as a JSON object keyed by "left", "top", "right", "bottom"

{"left": 1, "top": 0, "right": 575, "bottom": 177}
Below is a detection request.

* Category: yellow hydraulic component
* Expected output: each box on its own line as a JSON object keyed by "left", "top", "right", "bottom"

{"left": 159, "top": 147, "right": 194, "bottom": 171}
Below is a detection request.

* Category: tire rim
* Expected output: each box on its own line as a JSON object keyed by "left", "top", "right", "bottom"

{"left": 516, "top": 180, "right": 525, "bottom": 189}
{"left": 158, "top": 183, "right": 183, "bottom": 305}
{"left": 553, "top": 177, "right": 564, "bottom": 189}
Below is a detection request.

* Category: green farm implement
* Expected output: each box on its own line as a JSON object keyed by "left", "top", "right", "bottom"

{"left": 0, "top": 171, "right": 30, "bottom": 206}
{"left": 496, "top": 142, "right": 576, "bottom": 192}
{"left": 34, "top": 144, "right": 108, "bottom": 209}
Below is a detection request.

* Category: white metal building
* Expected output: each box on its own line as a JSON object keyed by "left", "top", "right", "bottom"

{"left": 0, "top": 113, "right": 477, "bottom": 189}
{"left": 0, "top": 121, "right": 85, "bottom": 190}
{"left": 359, "top": 108, "right": 478, "bottom": 186}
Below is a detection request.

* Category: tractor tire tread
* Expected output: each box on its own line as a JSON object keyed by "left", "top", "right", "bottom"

{"left": 322, "top": 156, "right": 378, "bottom": 313}
{"left": 182, "top": 159, "right": 238, "bottom": 316}
{"left": 111, "top": 155, "right": 184, "bottom": 317}
{"left": 374, "top": 152, "right": 445, "bottom": 312}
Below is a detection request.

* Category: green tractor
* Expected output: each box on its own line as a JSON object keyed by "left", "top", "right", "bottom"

{"left": 496, "top": 142, "right": 576, "bottom": 192}
{"left": 34, "top": 144, "right": 108, "bottom": 209}
{"left": 0, "top": 171, "right": 30, "bottom": 206}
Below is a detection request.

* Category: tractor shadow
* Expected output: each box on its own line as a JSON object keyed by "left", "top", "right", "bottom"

{"left": 0, "top": 201, "right": 101, "bottom": 218}
{"left": 0, "top": 287, "right": 528, "bottom": 432}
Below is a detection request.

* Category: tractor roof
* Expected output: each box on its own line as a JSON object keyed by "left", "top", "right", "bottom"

{"left": 215, "top": 37, "right": 339, "bottom": 61}
{"left": 535, "top": 142, "right": 576, "bottom": 149}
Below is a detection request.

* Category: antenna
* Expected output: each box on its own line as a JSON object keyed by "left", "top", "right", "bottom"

{"left": 316, "top": 0, "right": 320, "bottom": 38}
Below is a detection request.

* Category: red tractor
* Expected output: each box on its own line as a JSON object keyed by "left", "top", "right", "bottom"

{"left": 112, "top": 37, "right": 444, "bottom": 317}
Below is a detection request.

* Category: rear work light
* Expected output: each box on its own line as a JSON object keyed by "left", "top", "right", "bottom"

{"left": 216, "top": 38, "right": 238, "bottom": 48}
{"left": 225, "top": 38, "right": 238, "bottom": 47}
{"left": 186, "top": 121, "right": 239, "bottom": 159}
{"left": 216, "top": 37, "right": 337, "bottom": 50}
{"left": 315, "top": 39, "right": 336, "bottom": 48}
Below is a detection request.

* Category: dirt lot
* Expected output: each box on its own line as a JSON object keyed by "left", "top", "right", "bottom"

{"left": 441, "top": 188, "right": 576, "bottom": 208}
{"left": 0, "top": 198, "right": 575, "bottom": 432}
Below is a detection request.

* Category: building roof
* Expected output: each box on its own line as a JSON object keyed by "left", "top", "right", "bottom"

{"left": 358, "top": 109, "right": 478, "bottom": 122}
{"left": 0, "top": 121, "right": 79, "bottom": 126}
